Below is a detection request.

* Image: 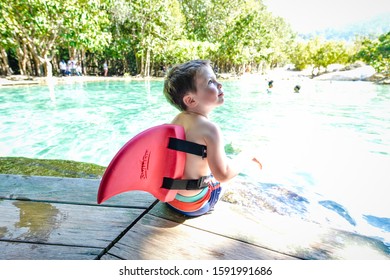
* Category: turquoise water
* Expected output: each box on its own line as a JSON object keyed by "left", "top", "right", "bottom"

{"left": 1, "top": 77, "right": 390, "bottom": 246}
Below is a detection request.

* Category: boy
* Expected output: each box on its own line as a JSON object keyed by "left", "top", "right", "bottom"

{"left": 163, "top": 59, "right": 261, "bottom": 216}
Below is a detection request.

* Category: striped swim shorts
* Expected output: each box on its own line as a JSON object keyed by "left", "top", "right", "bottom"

{"left": 167, "top": 176, "right": 221, "bottom": 217}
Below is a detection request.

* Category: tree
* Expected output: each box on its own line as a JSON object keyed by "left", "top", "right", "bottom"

{"left": 0, "top": 11, "right": 15, "bottom": 75}
{"left": 289, "top": 37, "right": 350, "bottom": 76}
{"left": 0, "top": 0, "right": 298, "bottom": 77}
{"left": 216, "top": 1, "right": 271, "bottom": 72}
{"left": 311, "top": 39, "right": 349, "bottom": 75}
{"left": 180, "top": 0, "right": 244, "bottom": 43}
{"left": 289, "top": 41, "right": 310, "bottom": 71}
{"left": 109, "top": 0, "right": 185, "bottom": 76}
{"left": 1, "top": 0, "right": 111, "bottom": 77}
{"left": 354, "top": 32, "right": 390, "bottom": 74}
{"left": 263, "top": 14, "right": 296, "bottom": 68}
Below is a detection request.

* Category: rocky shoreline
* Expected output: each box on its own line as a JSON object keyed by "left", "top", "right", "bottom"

{"left": 312, "top": 64, "right": 389, "bottom": 84}
{"left": 0, "top": 74, "right": 163, "bottom": 86}
{"left": 1, "top": 64, "right": 389, "bottom": 86}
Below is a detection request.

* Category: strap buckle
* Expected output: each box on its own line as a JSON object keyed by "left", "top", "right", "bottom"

{"left": 162, "top": 176, "right": 210, "bottom": 190}
{"left": 168, "top": 138, "right": 207, "bottom": 159}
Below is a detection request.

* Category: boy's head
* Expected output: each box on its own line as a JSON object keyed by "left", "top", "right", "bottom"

{"left": 164, "top": 59, "right": 211, "bottom": 111}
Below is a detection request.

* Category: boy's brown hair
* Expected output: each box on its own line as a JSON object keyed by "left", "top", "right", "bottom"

{"left": 163, "top": 59, "right": 210, "bottom": 111}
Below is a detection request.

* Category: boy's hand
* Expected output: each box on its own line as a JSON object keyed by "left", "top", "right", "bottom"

{"left": 252, "top": 157, "right": 262, "bottom": 170}
{"left": 234, "top": 150, "right": 263, "bottom": 171}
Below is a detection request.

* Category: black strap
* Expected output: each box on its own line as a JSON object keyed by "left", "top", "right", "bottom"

{"left": 168, "top": 137, "right": 207, "bottom": 159}
{"left": 162, "top": 137, "right": 208, "bottom": 190}
{"left": 162, "top": 176, "right": 210, "bottom": 190}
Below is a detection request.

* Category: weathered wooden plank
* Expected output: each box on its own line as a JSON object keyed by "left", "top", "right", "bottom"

{"left": 151, "top": 202, "right": 390, "bottom": 260}
{"left": 103, "top": 213, "right": 296, "bottom": 260}
{"left": 0, "top": 199, "right": 145, "bottom": 259}
{"left": 0, "top": 241, "right": 101, "bottom": 260}
{"left": 99, "top": 253, "right": 122, "bottom": 260}
{"left": 0, "top": 174, "right": 155, "bottom": 208}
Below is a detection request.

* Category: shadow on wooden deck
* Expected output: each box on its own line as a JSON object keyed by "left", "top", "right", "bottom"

{"left": 1, "top": 174, "right": 389, "bottom": 260}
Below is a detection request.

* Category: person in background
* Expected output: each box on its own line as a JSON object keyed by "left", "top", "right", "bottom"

{"left": 267, "top": 80, "right": 273, "bottom": 94}
{"left": 103, "top": 61, "right": 108, "bottom": 76}
{"left": 59, "top": 60, "right": 67, "bottom": 76}
{"left": 76, "top": 62, "right": 82, "bottom": 76}
{"left": 68, "top": 57, "right": 76, "bottom": 76}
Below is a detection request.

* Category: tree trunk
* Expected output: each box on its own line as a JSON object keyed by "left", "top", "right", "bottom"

{"left": 26, "top": 52, "right": 34, "bottom": 76}
{"left": 68, "top": 47, "right": 76, "bottom": 61}
{"left": 144, "top": 48, "right": 150, "bottom": 77}
{"left": 28, "top": 45, "right": 42, "bottom": 76}
{"left": 43, "top": 56, "right": 53, "bottom": 77}
{"left": 0, "top": 48, "right": 8, "bottom": 75}
{"left": 139, "top": 52, "right": 144, "bottom": 76}
{"left": 52, "top": 55, "right": 59, "bottom": 75}
{"left": 81, "top": 49, "right": 86, "bottom": 75}
{"left": 0, "top": 48, "right": 13, "bottom": 75}
{"left": 16, "top": 46, "right": 28, "bottom": 75}
{"left": 122, "top": 57, "right": 128, "bottom": 74}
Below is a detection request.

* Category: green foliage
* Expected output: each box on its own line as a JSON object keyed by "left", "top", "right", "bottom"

{"left": 0, "top": 0, "right": 112, "bottom": 76}
{"left": 180, "top": 0, "right": 246, "bottom": 43}
{"left": 289, "top": 42, "right": 309, "bottom": 71}
{"left": 289, "top": 37, "right": 350, "bottom": 75}
{"left": 259, "top": 13, "right": 296, "bottom": 68}
{"left": 311, "top": 39, "right": 349, "bottom": 74}
{"left": 62, "top": 0, "right": 112, "bottom": 52}
{"left": 5, "top": 0, "right": 383, "bottom": 77}
{"left": 353, "top": 32, "right": 390, "bottom": 74}
{"left": 158, "top": 39, "right": 217, "bottom": 65}
{"left": 108, "top": 0, "right": 185, "bottom": 76}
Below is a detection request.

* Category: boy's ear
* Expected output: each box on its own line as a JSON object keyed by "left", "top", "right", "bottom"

{"left": 183, "top": 93, "right": 197, "bottom": 108}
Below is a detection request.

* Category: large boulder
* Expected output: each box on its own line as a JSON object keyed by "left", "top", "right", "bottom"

{"left": 315, "top": 64, "right": 376, "bottom": 81}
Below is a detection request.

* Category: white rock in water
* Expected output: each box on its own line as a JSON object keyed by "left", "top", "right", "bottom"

{"left": 315, "top": 65, "right": 376, "bottom": 81}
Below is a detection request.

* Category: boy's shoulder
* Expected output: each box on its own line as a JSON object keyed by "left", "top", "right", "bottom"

{"left": 191, "top": 117, "right": 221, "bottom": 140}
{"left": 174, "top": 112, "right": 220, "bottom": 137}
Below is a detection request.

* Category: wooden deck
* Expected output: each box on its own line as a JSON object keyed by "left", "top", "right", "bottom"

{"left": 1, "top": 174, "right": 389, "bottom": 260}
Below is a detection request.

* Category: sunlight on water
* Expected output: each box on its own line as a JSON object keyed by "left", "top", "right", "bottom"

{"left": 1, "top": 77, "right": 389, "bottom": 245}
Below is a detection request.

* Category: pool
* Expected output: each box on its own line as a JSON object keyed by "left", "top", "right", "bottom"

{"left": 1, "top": 77, "right": 389, "bottom": 246}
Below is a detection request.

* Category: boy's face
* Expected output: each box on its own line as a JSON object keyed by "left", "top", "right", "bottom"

{"left": 193, "top": 65, "right": 224, "bottom": 109}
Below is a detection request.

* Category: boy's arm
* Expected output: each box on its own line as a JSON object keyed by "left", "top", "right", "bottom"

{"left": 203, "top": 121, "right": 262, "bottom": 182}
{"left": 203, "top": 122, "right": 241, "bottom": 182}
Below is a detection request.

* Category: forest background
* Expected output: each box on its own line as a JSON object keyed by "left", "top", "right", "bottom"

{"left": 0, "top": 0, "right": 389, "bottom": 78}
